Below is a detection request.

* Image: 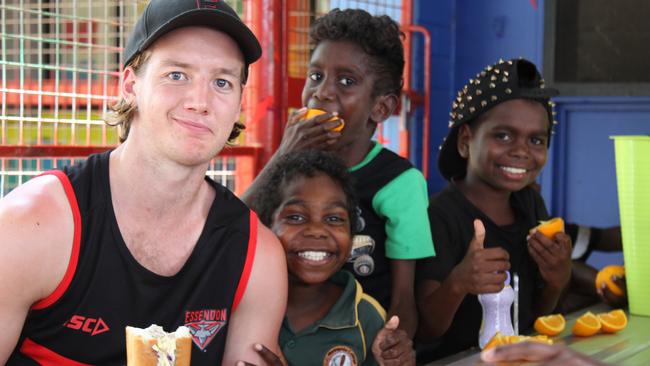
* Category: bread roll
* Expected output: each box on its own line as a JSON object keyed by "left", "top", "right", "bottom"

{"left": 126, "top": 324, "right": 191, "bottom": 366}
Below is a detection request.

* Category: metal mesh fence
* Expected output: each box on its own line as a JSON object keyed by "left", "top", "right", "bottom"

{"left": 0, "top": 0, "right": 242, "bottom": 196}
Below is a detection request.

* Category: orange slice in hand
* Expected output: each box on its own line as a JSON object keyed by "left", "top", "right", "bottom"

{"left": 303, "top": 108, "right": 344, "bottom": 132}
{"left": 532, "top": 217, "right": 565, "bottom": 239}
{"left": 534, "top": 314, "right": 566, "bottom": 336}
{"left": 595, "top": 265, "right": 625, "bottom": 296}
{"left": 572, "top": 311, "right": 601, "bottom": 337}
{"left": 597, "top": 309, "right": 627, "bottom": 333}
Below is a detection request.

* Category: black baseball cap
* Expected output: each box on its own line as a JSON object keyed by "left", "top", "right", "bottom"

{"left": 124, "top": 0, "right": 262, "bottom": 76}
{"left": 438, "top": 58, "right": 559, "bottom": 181}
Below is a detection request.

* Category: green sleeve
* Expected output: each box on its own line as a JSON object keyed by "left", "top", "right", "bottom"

{"left": 372, "top": 168, "right": 435, "bottom": 259}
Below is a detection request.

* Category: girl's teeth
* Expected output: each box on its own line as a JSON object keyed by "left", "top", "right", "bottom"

{"left": 298, "top": 251, "right": 329, "bottom": 261}
{"left": 501, "top": 166, "right": 526, "bottom": 174}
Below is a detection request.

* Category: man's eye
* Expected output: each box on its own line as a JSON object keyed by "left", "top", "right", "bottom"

{"left": 339, "top": 77, "right": 355, "bottom": 86}
{"left": 168, "top": 72, "right": 186, "bottom": 81}
{"left": 214, "top": 79, "right": 232, "bottom": 90}
{"left": 309, "top": 72, "right": 322, "bottom": 82}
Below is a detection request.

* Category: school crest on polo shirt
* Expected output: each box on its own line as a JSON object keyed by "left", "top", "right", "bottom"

{"left": 323, "top": 345, "right": 358, "bottom": 366}
{"left": 184, "top": 308, "right": 227, "bottom": 350}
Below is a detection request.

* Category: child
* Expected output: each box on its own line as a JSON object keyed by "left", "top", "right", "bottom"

{"left": 249, "top": 150, "right": 414, "bottom": 366}
{"left": 415, "top": 58, "right": 573, "bottom": 360}
{"left": 244, "top": 8, "right": 434, "bottom": 338}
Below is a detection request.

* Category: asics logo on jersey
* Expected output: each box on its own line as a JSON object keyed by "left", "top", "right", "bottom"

{"left": 63, "top": 315, "right": 110, "bottom": 336}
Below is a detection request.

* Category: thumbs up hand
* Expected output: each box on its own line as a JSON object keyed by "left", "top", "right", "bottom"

{"left": 372, "top": 316, "right": 415, "bottom": 366}
{"left": 449, "top": 220, "right": 511, "bottom": 295}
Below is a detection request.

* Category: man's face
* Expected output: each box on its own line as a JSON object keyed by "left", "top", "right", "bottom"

{"left": 125, "top": 26, "right": 244, "bottom": 167}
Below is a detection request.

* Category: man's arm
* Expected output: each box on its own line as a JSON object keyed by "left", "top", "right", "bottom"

{"left": 0, "top": 175, "right": 74, "bottom": 363}
{"left": 223, "top": 223, "right": 287, "bottom": 365}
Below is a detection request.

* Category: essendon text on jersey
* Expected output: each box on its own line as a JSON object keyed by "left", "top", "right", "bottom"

{"left": 184, "top": 308, "right": 227, "bottom": 351}
{"left": 185, "top": 308, "right": 227, "bottom": 323}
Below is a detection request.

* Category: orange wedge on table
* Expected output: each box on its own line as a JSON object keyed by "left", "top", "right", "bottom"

{"left": 534, "top": 314, "right": 566, "bottom": 336}
{"left": 532, "top": 217, "right": 565, "bottom": 239}
{"left": 597, "top": 309, "right": 627, "bottom": 333}
{"left": 572, "top": 311, "right": 601, "bottom": 337}
{"left": 483, "top": 332, "right": 554, "bottom": 351}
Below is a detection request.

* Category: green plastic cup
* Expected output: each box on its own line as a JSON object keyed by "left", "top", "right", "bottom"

{"left": 611, "top": 136, "right": 650, "bottom": 317}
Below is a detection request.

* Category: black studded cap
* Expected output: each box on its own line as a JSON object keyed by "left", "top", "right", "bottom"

{"left": 438, "top": 58, "right": 559, "bottom": 181}
{"left": 123, "top": 0, "right": 262, "bottom": 79}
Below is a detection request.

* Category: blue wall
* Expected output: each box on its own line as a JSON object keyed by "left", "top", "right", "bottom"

{"left": 412, "top": 0, "right": 456, "bottom": 194}
{"left": 414, "top": 0, "right": 545, "bottom": 193}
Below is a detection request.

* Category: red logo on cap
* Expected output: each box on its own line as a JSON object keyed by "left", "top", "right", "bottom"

{"left": 198, "top": 0, "right": 221, "bottom": 10}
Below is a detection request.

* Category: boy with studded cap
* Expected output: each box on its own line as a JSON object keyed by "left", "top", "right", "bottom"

{"left": 415, "top": 58, "right": 572, "bottom": 360}
{"left": 0, "top": 1, "right": 287, "bottom": 365}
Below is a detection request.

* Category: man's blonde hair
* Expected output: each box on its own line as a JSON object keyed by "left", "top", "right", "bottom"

{"left": 105, "top": 51, "right": 245, "bottom": 144}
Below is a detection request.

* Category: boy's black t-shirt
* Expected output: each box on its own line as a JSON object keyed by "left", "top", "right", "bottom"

{"left": 416, "top": 184, "right": 549, "bottom": 358}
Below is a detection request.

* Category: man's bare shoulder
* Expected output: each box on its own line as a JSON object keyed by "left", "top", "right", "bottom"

{"left": 0, "top": 174, "right": 75, "bottom": 302}
{"left": 222, "top": 221, "right": 287, "bottom": 364}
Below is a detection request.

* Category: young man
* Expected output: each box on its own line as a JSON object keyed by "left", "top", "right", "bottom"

{"left": 0, "top": 1, "right": 287, "bottom": 365}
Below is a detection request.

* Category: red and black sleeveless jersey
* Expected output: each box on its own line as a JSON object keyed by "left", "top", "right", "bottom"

{"left": 8, "top": 151, "right": 258, "bottom": 365}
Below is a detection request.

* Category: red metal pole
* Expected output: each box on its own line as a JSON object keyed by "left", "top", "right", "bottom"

{"left": 248, "top": 0, "right": 284, "bottom": 172}
{"left": 399, "top": 0, "right": 413, "bottom": 159}
{"left": 401, "top": 24, "right": 431, "bottom": 179}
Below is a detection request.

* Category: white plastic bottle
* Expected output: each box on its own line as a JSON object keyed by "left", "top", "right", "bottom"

{"left": 478, "top": 271, "right": 515, "bottom": 349}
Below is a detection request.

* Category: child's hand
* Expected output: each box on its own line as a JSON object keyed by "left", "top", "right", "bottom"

{"left": 598, "top": 275, "right": 628, "bottom": 308}
{"left": 236, "top": 343, "right": 286, "bottom": 366}
{"left": 450, "top": 220, "right": 510, "bottom": 295}
{"left": 371, "top": 316, "right": 415, "bottom": 366}
{"left": 277, "top": 108, "right": 342, "bottom": 155}
{"left": 527, "top": 230, "right": 572, "bottom": 291}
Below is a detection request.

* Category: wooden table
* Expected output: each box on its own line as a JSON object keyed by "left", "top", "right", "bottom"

{"left": 425, "top": 303, "right": 650, "bottom": 365}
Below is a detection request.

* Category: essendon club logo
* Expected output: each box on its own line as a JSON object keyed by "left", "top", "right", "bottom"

{"left": 185, "top": 308, "right": 227, "bottom": 350}
{"left": 64, "top": 315, "right": 110, "bottom": 336}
